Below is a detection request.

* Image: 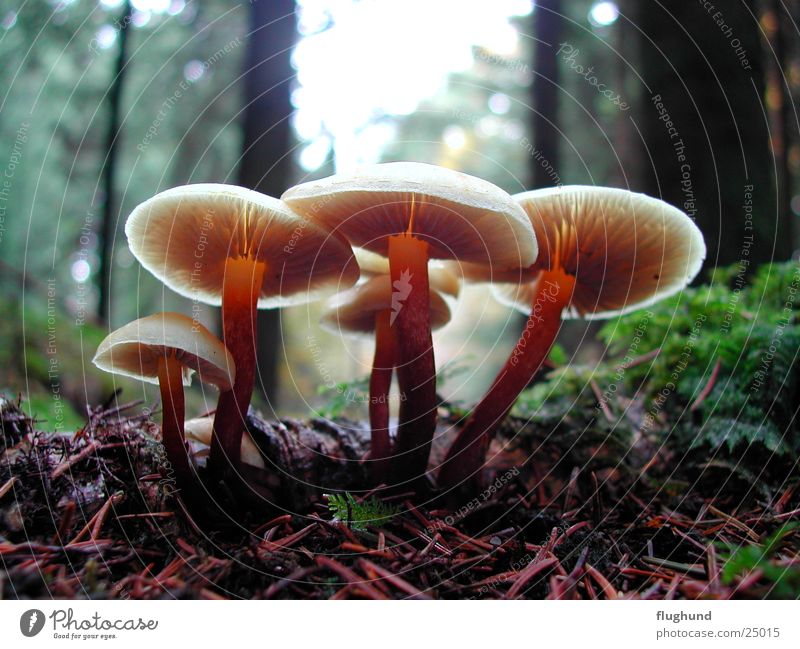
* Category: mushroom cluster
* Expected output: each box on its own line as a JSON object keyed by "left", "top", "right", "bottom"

{"left": 94, "top": 184, "right": 357, "bottom": 495}
{"left": 320, "top": 248, "right": 460, "bottom": 480}
{"left": 283, "top": 162, "right": 536, "bottom": 487}
{"left": 93, "top": 166, "right": 705, "bottom": 504}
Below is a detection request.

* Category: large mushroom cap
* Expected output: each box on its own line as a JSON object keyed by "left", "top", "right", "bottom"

{"left": 93, "top": 312, "right": 235, "bottom": 390}
{"left": 320, "top": 275, "right": 452, "bottom": 338}
{"left": 494, "top": 186, "right": 706, "bottom": 319}
{"left": 125, "top": 184, "right": 359, "bottom": 308}
{"left": 282, "top": 162, "right": 537, "bottom": 270}
{"left": 354, "top": 248, "right": 461, "bottom": 299}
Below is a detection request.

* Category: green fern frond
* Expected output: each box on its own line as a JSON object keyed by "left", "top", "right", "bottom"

{"left": 325, "top": 492, "right": 400, "bottom": 531}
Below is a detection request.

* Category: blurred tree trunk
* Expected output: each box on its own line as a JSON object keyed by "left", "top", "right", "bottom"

{"left": 765, "top": 0, "right": 796, "bottom": 253}
{"left": 97, "top": 0, "right": 132, "bottom": 323}
{"left": 237, "top": 0, "right": 297, "bottom": 409}
{"left": 522, "top": 1, "right": 575, "bottom": 357}
{"left": 635, "top": 0, "right": 790, "bottom": 269}
{"left": 791, "top": 0, "right": 800, "bottom": 252}
{"left": 529, "top": 0, "right": 563, "bottom": 189}
{"left": 610, "top": 0, "right": 642, "bottom": 189}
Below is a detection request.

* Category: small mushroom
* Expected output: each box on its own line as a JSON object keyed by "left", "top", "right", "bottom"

{"left": 320, "top": 273, "right": 453, "bottom": 481}
{"left": 283, "top": 162, "right": 536, "bottom": 486}
{"left": 184, "top": 416, "right": 265, "bottom": 470}
{"left": 355, "top": 248, "right": 462, "bottom": 301}
{"left": 125, "top": 184, "right": 358, "bottom": 475}
{"left": 92, "top": 313, "right": 235, "bottom": 491}
{"left": 439, "top": 186, "right": 706, "bottom": 489}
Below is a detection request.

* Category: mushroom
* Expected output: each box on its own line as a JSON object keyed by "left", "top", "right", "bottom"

{"left": 184, "top": 416, "right": 265, "bottom": 470}
{"left": 283, "top": 162, "right": 536, "bottom": 486}
{"left": 354, "top": 248, "right": 462, "bottom": 301}
{"left": 439, "top": 186, "right": 706, "bottom": 489}
{"left": 183, "top": 416, "right": 285, "bottom": 501}
{"left": 319, "top": 272, "right": 454, "bottom": 480}
{"left": 125, "top": 184, "right": 358, "bottom": 475}
{"left": 92, "top": 313, "right": 235, "bottom": 491}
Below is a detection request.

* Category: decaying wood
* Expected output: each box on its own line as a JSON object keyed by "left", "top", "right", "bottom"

{"left": 245, "top": 410, "right": 371, "bottom": 507}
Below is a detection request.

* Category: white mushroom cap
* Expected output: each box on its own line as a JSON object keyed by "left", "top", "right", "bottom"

{"left": 282, "top": 162, "right": 537, "bottom": 270}
{"left": 320, "top": 275, "right": 452, "bottom": 338}
{"left": 125, "top": 184, "right": 359, "bottom": 308}
{"left": 494, "top": 186, "right": 706, "bottom": 319}
{"left": 353, "top": 248, "right": 391, "bottom": 276}
{"left": 354, "top": 248, "right": 461, "bottom": 299}
{"left": 92, "top": 313, "right": 235, "bottom": 390}
{"left": 429, "top": 265, "right": 462, "bottom": 301}
{"left": 184, "top": 416, "right": 264, "bottom": 469}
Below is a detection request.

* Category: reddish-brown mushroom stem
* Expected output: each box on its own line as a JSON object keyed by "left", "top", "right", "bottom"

{"left": 387, "top": 230, "right": 437, "bottom": 486}
{"left": 209, "top": 255, "right": 267, "bottom": 476}
{"left": 156, "top": 352, "right": 194, "bottom": 491}
{"left": 369, "top": 309, "right": 395, "bottom": 479}
{"left": 438, "top": 267, "right": 575, "bottom": 489}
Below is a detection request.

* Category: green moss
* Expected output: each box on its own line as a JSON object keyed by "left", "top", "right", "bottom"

{"left": 719, "top": 524, "right": 800, "bottom": 598}
{"left": 516, "top": 261, "right": 800, "bottom": 461}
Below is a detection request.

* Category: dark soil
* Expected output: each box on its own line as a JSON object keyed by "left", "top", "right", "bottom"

{"left": 1, "top": 396, "right": 798, "bottom": 600}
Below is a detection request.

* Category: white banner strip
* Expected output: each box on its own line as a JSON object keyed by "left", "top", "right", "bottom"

{"left": 1, "top": 600, "right": 798, "bottom": 648}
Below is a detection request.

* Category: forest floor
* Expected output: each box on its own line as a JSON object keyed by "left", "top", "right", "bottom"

{"left": 1, "top": 395, "right": 798, "bottom": 600}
